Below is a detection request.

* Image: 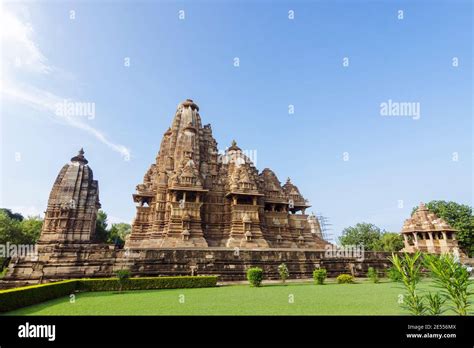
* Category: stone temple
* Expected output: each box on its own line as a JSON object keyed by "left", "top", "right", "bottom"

{"left": 39, "top": 148, "right": 101, "bottom": 245}
{"left": 401, "top": 202, "right": 461, "bottom": 255}
{"left": 1, "top": 100, "right": 390, "bottom": 288}
{"left": 127, "top": 99, "right": 327, "bottom": 250}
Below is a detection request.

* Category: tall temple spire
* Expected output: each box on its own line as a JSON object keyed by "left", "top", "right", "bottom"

{"left": 127, "top": 99, "right": 327, "bottom": 250}
{"left": 39, "top": 148, "right": 100, "bottom": 243}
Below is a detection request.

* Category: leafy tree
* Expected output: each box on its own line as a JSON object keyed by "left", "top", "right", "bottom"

{"left": 0, "top": 208, "right": 24, "bottom": 222}
{"left": 19, "top": 217, "right": 43, "bottom": 243}
{"left": 379, "top": 232, "right": 404, "bottom": 252}
{"left": 411, "top": 201, "right": 473, "bottom": 256}
{"left": 94, "top": 210, "right": 109, "bottom": 243}
{"left": 339, "top": 223, "right": 382, "bottom": 251}
{"left": 0, "top": 211, "right": 43, "bottom": 270}
{"left": 0, "top": 211, "right": 24, "bottom": 245}
{"left": 108, "top": 223, "right": 131, "bottom": 247}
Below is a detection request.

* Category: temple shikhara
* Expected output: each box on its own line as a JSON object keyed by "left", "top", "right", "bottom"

{"left": 127, "top": 99, "right": 326, "bottom": 249}
{"left": 39, "top": 148, "right": 101, "bottom": 245}
{"left": 401, "top": 202, "right": 461, "bottom": 255}
{"left": 2, "top": 99, "right": 391, "bottom": 289}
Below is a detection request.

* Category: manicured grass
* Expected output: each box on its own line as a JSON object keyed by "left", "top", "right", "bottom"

{"left": 3, "top": 279, "right": 470, "bottom": 315}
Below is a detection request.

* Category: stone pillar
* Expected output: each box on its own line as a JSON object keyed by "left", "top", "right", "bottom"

{"left": 413, "top": 232, "right": 418, "bottom": 247}
{"left": 403, "top": 234, "right": 409, "bottom": 248}
{"left": 427, "top": 232, "right": 435, "bottom": 253}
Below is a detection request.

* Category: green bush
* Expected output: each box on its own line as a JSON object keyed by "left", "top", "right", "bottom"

{"left": 337, "top": 274, "right": 355, "bottom": 284}
{"left": 313, "top": 269, "right": 327, "bottom": 285}
{"left": 387, "top": 266, "right": 402, "bottom": 282}
{"left": 278, "top": 263, "right": 289, "bottom": 283}
{"left": 0, "top": 280, "right": 78, "bottom": 313}
{"left": 0, "top": 276, "right": 218, "bottom": 312}
{"left": 367, "top": 267, "right": 379, "bottom": 283}
{"left": 247, "top": 267, "right": 264, "bottom": 287}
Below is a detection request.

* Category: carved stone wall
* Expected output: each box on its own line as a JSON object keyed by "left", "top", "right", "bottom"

{"left": 0, "top": 247, "right": 392, "bottom": 289}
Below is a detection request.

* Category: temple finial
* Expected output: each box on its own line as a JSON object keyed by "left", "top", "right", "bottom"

{"left": 228, "top": 139, "right": 241, "bottom": 151}
{"left": 71, "top": 147, "right": 88, "bottom": 164}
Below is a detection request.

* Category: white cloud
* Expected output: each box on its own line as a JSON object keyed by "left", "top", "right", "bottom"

{"left": 0, "top": 4, "right": 51, "bottom": 74}
{"left": 2, "top": 81, "right": 131, "bottom": 159}
{"left": 0, "top": 4, "right": 131, "bottom": 160}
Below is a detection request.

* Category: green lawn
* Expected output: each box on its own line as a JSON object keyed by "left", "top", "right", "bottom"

{"left": 3, "top": 279, "right": 470, "bottom": 315}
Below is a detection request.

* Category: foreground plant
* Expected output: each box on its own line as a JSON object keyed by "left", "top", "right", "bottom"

{"left": 424, "top": 253, "right": 472, "bottom": 315}
{"left": 389, "top": 252, "right": 426, "bottom": 315}
{"left": 426, "top": 292, "right": 446, "bottom": 315}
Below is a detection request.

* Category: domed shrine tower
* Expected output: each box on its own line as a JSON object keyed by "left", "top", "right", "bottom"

{"left": 126, "top": 99, "right": 328, "bottom": 249}
{"left": 401, "top": 202, "right": 461, "bottom": 254}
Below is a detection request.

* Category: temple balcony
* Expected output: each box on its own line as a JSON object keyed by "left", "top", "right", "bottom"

{"left": 168, "top": 201, "right": 203, "bottom": 219}
{"left": 231, "top": 204, "right": 260, "bottom": 212}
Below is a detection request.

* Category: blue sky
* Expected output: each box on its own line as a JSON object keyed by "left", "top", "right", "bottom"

{"left": 1, "top": 0, "right": 472, "bottom": 242}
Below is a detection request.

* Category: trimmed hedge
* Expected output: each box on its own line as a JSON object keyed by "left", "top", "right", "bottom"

{"left": 0, "top": 276, "right": 218, "bottom": 313}
{"left": 0, "top": 280, "right": 78, "bottom": 313}
{"left": 77, "top": 276, "right": 218, "bottom": 292}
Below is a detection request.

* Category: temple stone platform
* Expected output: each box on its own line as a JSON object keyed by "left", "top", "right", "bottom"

{"left": 0, "top": 247, "right": 392, "bottom": 289}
